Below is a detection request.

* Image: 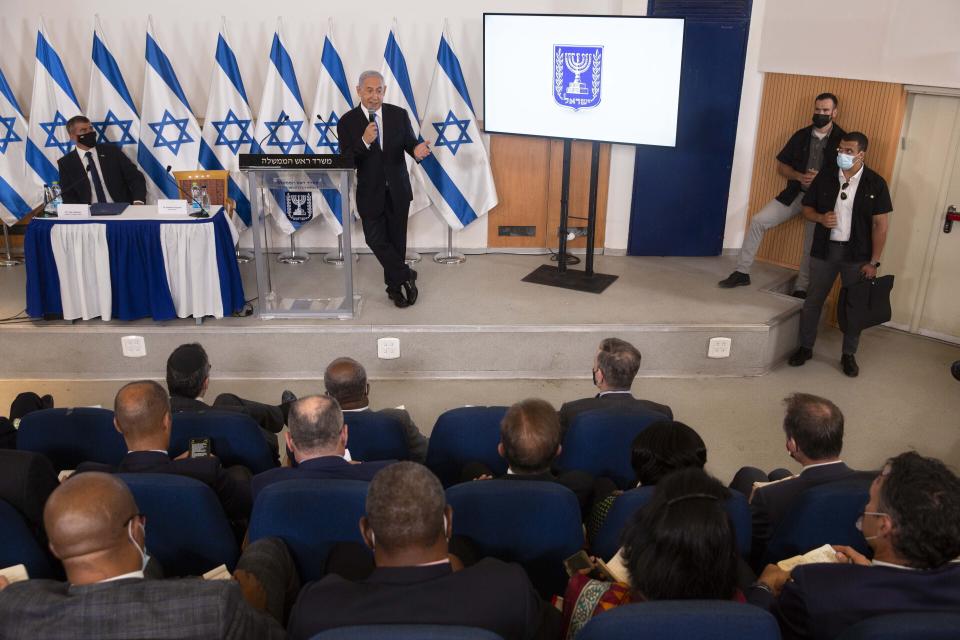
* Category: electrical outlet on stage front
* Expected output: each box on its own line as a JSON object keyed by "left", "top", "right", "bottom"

{"left": 377, "top": 337, "right": 400, "bottom": 360}
{"left": 121, "top": 336, "right": 147, "bottom": 358}
{"left": 708, "top": 337, "right": 732, "bottom": 359}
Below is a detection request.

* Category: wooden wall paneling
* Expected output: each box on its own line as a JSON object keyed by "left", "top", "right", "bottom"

{"left": 486, "top": 134, "right": 552, "bottom": 248}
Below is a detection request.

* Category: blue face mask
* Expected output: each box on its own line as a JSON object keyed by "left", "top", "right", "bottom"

{"left": 837, "top": 153, "right": 856, "bottom": 170}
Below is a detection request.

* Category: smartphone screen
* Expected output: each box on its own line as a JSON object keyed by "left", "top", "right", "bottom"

{"left": 189, "top": 437, "right": 211, "bottom": 458}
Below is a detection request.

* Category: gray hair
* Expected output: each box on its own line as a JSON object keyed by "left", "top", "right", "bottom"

{"left": 366, "top": 462, "right": 446, "bottom": 551}
{"left": 287, "top": 395, "right": 344, "bottom": 453}
{"left": 358, "top": 70, "right": 384, "bottom": 86}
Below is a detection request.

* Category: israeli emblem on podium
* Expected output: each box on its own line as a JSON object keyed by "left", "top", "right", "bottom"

{"left": 553, "top": 45, "right": 603, "bottom": 111}
{"left": 284, "top": 191, "right": 314, "bottom": 224}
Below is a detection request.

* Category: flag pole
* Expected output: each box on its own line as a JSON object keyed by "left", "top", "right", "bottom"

{"left": 278, "top": 229, "right": 309, "bottom": 264}
{"left": 0, "top": 224, "right": 22, "bottom": 267}
{"left": 433, "top": 226, "right": 465, "bottom": 264}
{"left": 323, "top": 234, "right": 358, "bottom": 266}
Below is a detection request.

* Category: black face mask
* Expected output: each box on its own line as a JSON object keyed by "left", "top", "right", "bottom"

{"left": 76, "top": 131, "right": 97, "bottom": 148}
{"left": 812, "top": 113, "right": 832, "bottom": 128}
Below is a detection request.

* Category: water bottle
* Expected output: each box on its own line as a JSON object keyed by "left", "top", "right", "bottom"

{"left": 45, "top": 182, "right": 62, "bottom": 215}
{"left": 200, "top": 185, "right": 211, "bottom": 214}
{"left": 190, "top": 182, "right": 202, "bottom": 212}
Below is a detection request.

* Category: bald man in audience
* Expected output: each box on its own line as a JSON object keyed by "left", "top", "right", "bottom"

{"left": 286, "top": 462, "right": 560, "bottom": 640}
{"left": 77, "top": 380, "right": 251, "bottom": 535}
{"left": 251, "top": 395, "right": 394, "bottom": 501}
{"left": 0, "top": 472, "right": 289, "bottom": 639}
{"left": 325, "top": 356, "right": 428, "bottom": 462}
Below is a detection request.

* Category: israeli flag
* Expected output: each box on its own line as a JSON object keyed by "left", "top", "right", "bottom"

{"left": 138, "top": 18, "right": 201, "bottom": 203}
{"left": 26, "top": 19, "right": 81, "bottom": 189}
{"left": 420, "top": 28, "right": 498, "bottom": 229}
{"left": 87, "top": 16, "right": 140, "bottom": 165}
{"left": 254, "top": 19, "right": 319, "bottom": 235}
{"left": 306, "top": 19, "right": 353, "bottom": 234}
{"left": 379, "top": 20, "right": 431, "bottom": 217}
{"left": 200, "top": 18, "right": 259, "bottom": 231}
{"left": 0, "top": 64, "right": 39, "bottom": 226}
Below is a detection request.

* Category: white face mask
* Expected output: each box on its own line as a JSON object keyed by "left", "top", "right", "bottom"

{"left": 127, "top": 519, "right": 150, "bottom": 572}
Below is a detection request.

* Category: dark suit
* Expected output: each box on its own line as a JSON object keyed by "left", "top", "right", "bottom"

{"left": 344, "top": 406, "right": 428, "bottom": 463}
{"left": 0, "top": 576, "right": 284, "bottom": 639}
{"left": 252, "top": 455, "right": 394, "bottom": 502}
{"left": 287, "top": 558, "right": 561, "bottom": 640}
{"left": 170, "top": 394, "right": 286, "bottom": 434}
{"left": 0, "top": 450, "right": 58, "bottom": 537}
{"left": 749, "top": 462, "right": 869, "bottom": 565}
{"left": 57, "top": 143, "right": 146, "bottom": 204}
{"left": 748, "top": 561, "right": 960, "bottom": 640}
{"left": 337, "top": 103, "right": 418, "bottom": 290}
{"left": 77, "top": 451, "right": 252, "bottom": 529}
{"left": 559, "top": 392, "right": 673, "bottom": 436}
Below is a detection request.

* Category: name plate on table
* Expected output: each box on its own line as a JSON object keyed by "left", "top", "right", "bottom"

{"left": 238, "top": 153, "right": 353, "bottom": 169}
{"left": 57, "top": 203, "right": 90, "bottom": 219}
{"left": 157, "top": 199, "right": 189, "bottom": 215}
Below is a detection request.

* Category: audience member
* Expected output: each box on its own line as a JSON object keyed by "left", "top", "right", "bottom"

{"left": 559, "top": 338, "right": 672, "bottom": 435}
{"left": 166, "top": 343, "right": 293, "bottom": 456}
{"left": 286, "top": 461, "right": 560, "bottom": 640}
{"left": 0, "top": 472, "right": 292, "bottom": 639}
{"left": 730, "top": 393, "right": 869, "bottom": 565}
{"left": 0, "top": 391, "right": 53, "bottom": 449}
{"left": 0, "top": 450, "right": 59, "bottom": 542}
{"left": 325, "top": 356, "right": 428, "bottom": 462}
{"left": 463, "top": 398, "right": 595, "bottom": 512}
{"left": 588, "top": 420, "right": 707, "bottom": 542}
{"left": 748, "top": 451, "right": 960, "bottom": 639}
{"left": 77, "top": 380, "right": 252, "bottom": 535}
{"left": 251, "top": 395, "right": 394, "bottom": 502}
{"left": 562, "top": 468, "right": 741, "bottom": 638}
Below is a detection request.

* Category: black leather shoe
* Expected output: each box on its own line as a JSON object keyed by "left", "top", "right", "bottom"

{"left": 718, "top": 271, "right": 751, "bottom": 288}
{"left": 387, "top": 288, "right": 410, "bottom": 308}
{"left": 841, "top": 354, "right": 859, "bottom": 377}
{"left": 402, "top": 269, "right": 418, "bottom": 305}
{"left": 281, "top": 390, "right": 297, "bottom": 405}
{"left": 788, "top": 347, "right": 813, "bottom": 367}
{"left": 791, "top": 290, "right": 807, "bottom": 299}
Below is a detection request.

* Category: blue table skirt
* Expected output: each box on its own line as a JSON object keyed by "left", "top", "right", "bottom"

{"left": 25, "top": 211, "right": 245, "bottom": 321}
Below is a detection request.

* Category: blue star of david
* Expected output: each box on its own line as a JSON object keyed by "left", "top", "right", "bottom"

{"left": 0, "top": 116, "right": 22, "bottom": 154}
{"left": 40, "top": 111, "right": 74, "bottom": 155}
{"left": 148, "top": 109, "right": 194, "bottom": 155}
{"left": 92, "top": 110, "right": 136, "bottom": 146}
{"left": 432, "top": 111, "right": 472, "bottom": 156}
{"left": 212, "top": 109, "right": 253, "bottom": 154}
{"left": 264, "top": 111, "right": 306, "bottom": 155}
{"left": 313, "top": 111, "right": 340, "bottom": 154}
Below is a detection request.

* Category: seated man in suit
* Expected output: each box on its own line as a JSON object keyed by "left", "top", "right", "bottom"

{"left": 748, "top": 451, "right": 960, "bottom": 640}
{"left": 463, "top": 398, "right": 595, "bottom": 513}
{"left": 78, "top": 380, "right": 251, "bottom": 536}
{"left": 287, "top": 461, "right": 560, "bottom": 640}
{"left": 559, "top": 337, "right": 673, "bottom": 436}
{"left": 166, "top": 343, "right": 294, "bottom": 459}
{"left": 0, "top": 472, "right": 291, "bottom": 639}
{"left": 57, "top": 115, "right": 146, "bottom": 205}
{"left": 324, "top": 356, "right": 428, "bottom": 463}
{"left": 0, "top": 449, "right": 59, "bottom": 543}
{"left": 252, "top": 395, "right": 394, "bottom": 502}
{"left": 730, "top": 393, "right": 869, "bottom": 566}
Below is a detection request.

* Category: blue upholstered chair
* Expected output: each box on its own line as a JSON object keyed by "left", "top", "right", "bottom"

{"left": 0, "top": 499, "right": 61, "bottom": 579}
{"left": 425, "top": 407, "right": 508, "bottom": 486}
{"left": 248, "top": 479, "right": 368, "bottom": 582}
{"left": 836, "top": 612, "right": 960, "bottom": 640}
{"left": 445, "top": 479, "right": 583, "bottom": 598}
{"left": 310, "top": 626, "right": 503, "bottom": 640}
{"left": 117, "top": 473, "right": 239, "bottom": 576}
{"left": 555, "top": 407, "right": 665, "bottom": 489}
{"left": 16, "top": 408, "right": 125, "bottom": 471}
{"left": 342, "top": 411, "right": 409, "bottom": 461}
{"left": 577, "top": 601, "right": 781, "bottom": 640}
{"left": 592, "top": 486, "right": 752, "bottom": 560}
{"left": 170, "top": 411, "right": 277, "bottom": 474}
{"left": 762, "top": 478, "right": 871, "bottom": 566}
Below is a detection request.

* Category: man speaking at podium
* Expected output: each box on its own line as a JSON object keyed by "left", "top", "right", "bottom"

{"left": 338, "top": 71, "right": 431, "bottom": 308}
{"left": 58, "top": 115, "right": 146, "bottom": 205}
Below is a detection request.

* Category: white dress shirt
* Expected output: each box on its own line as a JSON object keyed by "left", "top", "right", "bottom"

{"left": 362, "top": 107, "right": 384, "bottom": 150}
{"left": 75, "top": 146, "right": 113, "bottom": 204}
{"left": 831, "top": 165, "right": 863, "bottom": 242}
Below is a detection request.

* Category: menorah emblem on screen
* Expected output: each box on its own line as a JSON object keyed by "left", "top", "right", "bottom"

{"left": 554, "top": 45, "right": 603, "bottom": 111}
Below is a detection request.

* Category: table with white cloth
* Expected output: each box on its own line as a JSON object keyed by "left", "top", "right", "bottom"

{"left": 24, "top": 206, "right": 245, "bottom": 321}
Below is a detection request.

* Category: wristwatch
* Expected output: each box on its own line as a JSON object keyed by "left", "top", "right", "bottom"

{"left": 872, "top": 262, "right": 881, "bottom": 268}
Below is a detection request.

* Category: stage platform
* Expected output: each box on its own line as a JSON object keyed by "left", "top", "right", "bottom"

{"left": 0, "top": 252, "right": 803, "bottom": 380}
